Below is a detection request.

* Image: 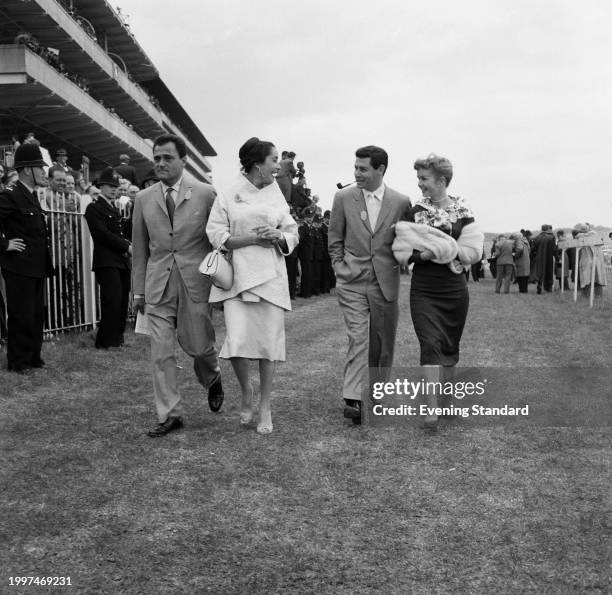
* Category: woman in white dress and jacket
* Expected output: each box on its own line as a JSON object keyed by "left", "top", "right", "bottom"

{"left": 206, "top": 137, "right": 298, "bottom": 434}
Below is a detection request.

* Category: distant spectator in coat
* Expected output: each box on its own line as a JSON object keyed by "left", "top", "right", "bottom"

{"left": 298, "top": 215, "right": 314, "bottom": 298}
{"left": 533, "top": 224, "right": 556, "bottom": 293}
{"left": 285, "top": 208, "right": 299, "bottom": 300}
{"left": 311, "top": 215, "right": 324, "bottom": 296}
{"left": 48, "top": 148, "right": 74, "bottom": 178}
{"left": 514, "top": 232, "right": 531, "bottom": 293}
{"left": 554, "top": 230, "right": 571, "bottom": 290}
{"left": 114, "top": 154, "right": 139, "bottom": 186}
{"left": 23, "top": 132, "right": 40, "bottom": 147}
{"left": 140, "top": 168, "right": 158, "bottom": 189}
{"left": 573, "top": 223, "right": 607, "bottom": 298}
{"left": 494, "top": 234, "right": 518, "bottom": 293}
{"left": 276, "top": 151, "right": 297, "bottom": 202}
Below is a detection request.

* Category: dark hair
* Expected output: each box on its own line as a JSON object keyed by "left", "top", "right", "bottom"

{"left": 153, "top": 134, "right": 187, "bottom": 159}
{"left": 239, "top": 137, "right": 275, "bottom": 172}
{"left": 355, "top": 145, "right": 388, "bottom": 175}
{"left": 281, "top": 151, "right": 288, "bottom": 158}
{"left": 413, "top": 153, "right": 453, "bottom": 186}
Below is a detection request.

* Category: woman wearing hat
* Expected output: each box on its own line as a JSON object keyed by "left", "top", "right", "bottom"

{"left": 84, "top": 167, "right": 132, "bottom": 349}
{"left": 0, "top": 144, "right": 52, "bottom": 372}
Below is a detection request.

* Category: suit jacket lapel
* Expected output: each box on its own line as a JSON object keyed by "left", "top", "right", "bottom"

{"left": 373, "top": 188, "right": 394, "bottom": 234}
{"left": 174, "top": 178, "right": 187, "bottom": 211}
{"left": 153, "top": 182, "right": 171, "bottom": 223}
{"left": 352, "top": 186, "right": 372, "bottom": 235}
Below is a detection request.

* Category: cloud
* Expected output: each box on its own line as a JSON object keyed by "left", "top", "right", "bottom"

{"left": 120, "top": 0, "right": 612, "bottom": 230}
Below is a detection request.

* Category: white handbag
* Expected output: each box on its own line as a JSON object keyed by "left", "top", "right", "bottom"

{"left": 198, "top": 248, "right": 234, "bottom": 290}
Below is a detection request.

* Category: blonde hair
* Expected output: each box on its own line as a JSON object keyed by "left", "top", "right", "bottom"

{"left": 414, "top": 153, "right": 453, "bottom": 187}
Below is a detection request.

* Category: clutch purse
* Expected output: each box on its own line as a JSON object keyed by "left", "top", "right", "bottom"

{"left": 198, "top": 248, "right": 233, "bottom": 290}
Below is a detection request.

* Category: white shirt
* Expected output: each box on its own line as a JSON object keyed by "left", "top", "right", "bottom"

{"left": 362, "top": 182, "right": 385, "bottom": 229}
{"left": 160, "top": 175, "right": 183, "bottom": 205}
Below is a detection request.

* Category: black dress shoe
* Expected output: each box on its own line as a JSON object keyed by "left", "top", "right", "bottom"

{"left": 147, "top": 416, "right": 183, "bottom": 437}
{"left": 343, "top": 399, "right": 362, "bottom": 425}
{"left": 208, "top": 377, "right": 224, "bottom": 412}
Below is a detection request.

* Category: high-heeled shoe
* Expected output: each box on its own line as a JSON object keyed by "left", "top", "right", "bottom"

{"left": 239, "top": 385, "right": 255, "bottom": 425}
{"left": 256, "top": 410, "right": 273, "bottom": 435}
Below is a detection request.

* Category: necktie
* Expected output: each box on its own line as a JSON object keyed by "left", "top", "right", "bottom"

{"left": 367, "top": 192, "right": 380, "bottom": 229}
{"left": 165, "top": 187, "right": 175, "bottom": 226}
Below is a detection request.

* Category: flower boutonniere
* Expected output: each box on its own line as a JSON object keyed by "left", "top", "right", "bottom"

{"left": 184, "top": 188, "right": 193, "bottom": 200}
{"left": 360, "top": 210, "right": 367, "bottom": 221}
{"left": 234, "top": 194, "right": 247, "bottom": 204}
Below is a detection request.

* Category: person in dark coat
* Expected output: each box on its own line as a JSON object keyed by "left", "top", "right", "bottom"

{"left": 533, "top": 224, "right": 556, "bottom": 293}
{"left": 494, "top": 234, "right": 520, "bottom": 293}
{"left": 0, "top": 144, "right": 53, "bottom": 372}
{"left": 290, "top": 178, "right": 310, "bottom": 214}
{"left": 311, "top": 215, "right": 324, "bottom": 296}
{"left": 113, "top": 154, "right": 139, "bottom": 186}
{"left": 297, "top": 215, "right": 314, "bottom": 298}
{"left": 320, "top": 213, "right": 333, "bottom": 293}
{"left": 514, "top": 233, "right": 531, "bottom": 293}
{"left": 84, "top": 167, "right": 132, "bottom": 348}
{"left": 48, "top": 147, "right": 75, "bottom": 179}
{"left": 285, "top": 209, "right": 299, "bottom": 299}
{"left": 554, "top": 230, "right": 571, "bottom": 290}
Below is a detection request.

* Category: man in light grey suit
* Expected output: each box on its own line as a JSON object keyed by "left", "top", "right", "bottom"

{"left": 328, "top": 146, "right": 411, "bottom": 424}
{"left": 132, "top": 134, "right": 224, "bottom": 437}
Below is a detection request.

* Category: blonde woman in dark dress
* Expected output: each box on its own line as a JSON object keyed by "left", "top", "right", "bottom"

{"left": 396, "top": 154, "right": 483, "bottom": 432}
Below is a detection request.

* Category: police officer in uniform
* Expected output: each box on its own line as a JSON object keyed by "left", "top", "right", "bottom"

{"left": 84, "top": 167, "right": 132, "bottom": 348}
{"left": 0, "top": 144, "right": 52, "bottom": 372}
{"left": 297, "top": 214, "right": 314, "bottom": 298}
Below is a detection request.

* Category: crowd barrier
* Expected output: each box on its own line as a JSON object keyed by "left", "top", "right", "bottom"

{"left": 35, "top": 191, "right": 100, "bottom": 336}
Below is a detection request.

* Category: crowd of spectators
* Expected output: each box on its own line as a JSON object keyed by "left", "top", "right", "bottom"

{"left": 0, "top": 142, "right": 160, "bottom": 342}
{"left": 487, "top": 224, "right": 608, "bottom": 297}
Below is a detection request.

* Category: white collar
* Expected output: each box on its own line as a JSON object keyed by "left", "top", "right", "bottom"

{"left": 362, "top": 182, "right": 385, "bottom": 200}
{"left": 161, "top": 175, "right": 183, "bottom": 194}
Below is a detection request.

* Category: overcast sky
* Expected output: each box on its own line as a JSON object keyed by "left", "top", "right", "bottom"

{"left": 120, "top": 0, "right": 611, "bottom": 232}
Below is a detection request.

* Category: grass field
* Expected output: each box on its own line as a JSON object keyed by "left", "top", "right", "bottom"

{"left": 1, "top": 277, "right": 611, "bottom": 594}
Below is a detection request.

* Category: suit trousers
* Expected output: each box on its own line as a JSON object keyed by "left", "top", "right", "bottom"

{"left": 95, "top": 267, "right": 131, "bottom": 348}
{"left": 336, "top": 269, "right": 399, "bottom": 401}
{"left": 2, "top": 270, "right": 45, "bottom": 370}
{"left": 495, "top": 264, "right": 514, "bottom": 293}
{"left": 146, "top": 265, "right": 219, "bottom": 422}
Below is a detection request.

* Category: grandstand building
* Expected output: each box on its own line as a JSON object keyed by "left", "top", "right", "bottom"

{"left": 0, "top": 0, "right": 215, "bottom": 182}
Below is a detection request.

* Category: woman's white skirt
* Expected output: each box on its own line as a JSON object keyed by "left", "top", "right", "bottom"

{"left": 219, "top": 297, "right": 286, "bottom": 361}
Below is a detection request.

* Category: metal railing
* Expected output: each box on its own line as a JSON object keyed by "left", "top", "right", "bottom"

{"left": 36, "top": 190, "right": 100, "bottom": 335}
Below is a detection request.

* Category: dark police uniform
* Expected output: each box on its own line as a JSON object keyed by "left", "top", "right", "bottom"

{"left": 297, "top": 220, "right": 314, "bottom": 298}
{"left": 0, "top": 181, "right": 52, "bottom": 371}
{"left": 84, "top": 196, "right": 131, "bottom": 348}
